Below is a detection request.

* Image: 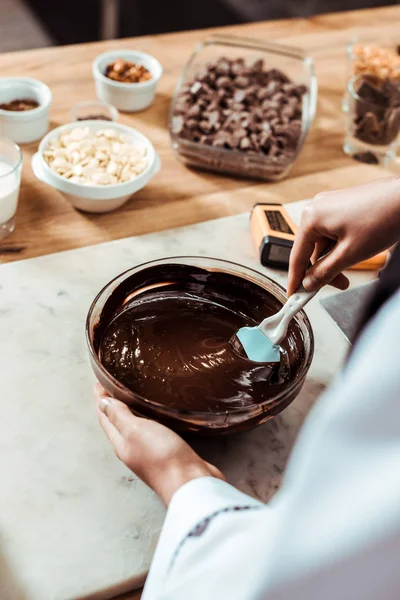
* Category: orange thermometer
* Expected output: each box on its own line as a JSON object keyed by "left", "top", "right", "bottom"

{"left": 250, "top": 203, "right": 387, "bottom": 271}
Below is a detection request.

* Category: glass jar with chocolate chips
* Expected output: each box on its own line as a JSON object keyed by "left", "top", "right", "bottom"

{"left": 344, "top": 74, "right": 400, "bottom": 165}
{"left": 169, "top": 35, "right": 317, "bottom": 181}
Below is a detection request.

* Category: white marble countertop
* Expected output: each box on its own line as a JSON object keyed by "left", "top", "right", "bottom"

{"left": 0, "top": 207, "right": 374, "bottom": 600}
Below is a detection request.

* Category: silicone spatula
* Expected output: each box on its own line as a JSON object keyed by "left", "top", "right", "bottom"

{"left": 231, "top": 284, "right": 317, "bottom": 363}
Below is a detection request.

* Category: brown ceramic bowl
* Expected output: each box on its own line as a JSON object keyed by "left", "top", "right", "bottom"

{"left": 86, "top": 257, "right": 314, "bottom": 435}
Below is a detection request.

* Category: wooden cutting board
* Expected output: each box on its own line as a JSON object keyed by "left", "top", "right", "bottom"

{"left": 0, "top": 205, "right": 372, "bottom": 600}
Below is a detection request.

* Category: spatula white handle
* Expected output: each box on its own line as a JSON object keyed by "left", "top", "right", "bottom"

{"left": 258, "top": 285, "right": 317, "bottom": 346}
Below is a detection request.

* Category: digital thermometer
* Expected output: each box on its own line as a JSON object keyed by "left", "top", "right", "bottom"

{"left": 250, "top": 203, "right": 387, "bottom": 271}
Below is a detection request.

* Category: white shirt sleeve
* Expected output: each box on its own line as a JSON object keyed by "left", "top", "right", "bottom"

{"left": 142, "top": 289, "right": 400, "bottom": 600}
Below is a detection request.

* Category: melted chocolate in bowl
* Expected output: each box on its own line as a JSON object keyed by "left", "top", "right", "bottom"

{"left": 93, "top": 263, "right": 308, "bottom": 420}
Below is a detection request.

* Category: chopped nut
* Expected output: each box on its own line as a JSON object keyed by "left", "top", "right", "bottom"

{"left": 105, "top": 59, "right": 152, "bottom": 84}
{"left": 352, "top": 44, "right": 400, "bottom": 82}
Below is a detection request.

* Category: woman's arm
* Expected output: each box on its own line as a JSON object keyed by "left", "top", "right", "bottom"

{"left": 148, "top": 289, "right": 400, "bottom": 600}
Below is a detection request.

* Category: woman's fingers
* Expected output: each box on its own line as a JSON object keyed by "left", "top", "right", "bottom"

{"left": 330, "top": 272, "right": 351, "bottom": 290}
{"left": 310, "top": 238, "right": 331, "bottom": 265}
{"left": 310, "top": 242, "right": 350, "bottom": 290}
{"left": 302, "top": 242, "right": 351, "bottom": 291}
{"left": 97, "top": 408, "right": 124, "bottom": 452}
{"left": 289, "top": 229, "right": 351, "bottom": 295}
{"left": 94, "top": 384, "right": 140, "bottom": 437}
{"left": 287, "top": 228, "right": 318, "bottom": 296}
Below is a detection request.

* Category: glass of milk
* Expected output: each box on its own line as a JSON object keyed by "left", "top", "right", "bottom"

{"left": 0, "top": 138, "right": 22, "bottom": 240}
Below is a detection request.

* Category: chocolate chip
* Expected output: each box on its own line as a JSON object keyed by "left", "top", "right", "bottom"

{"left": 186, "top": 118, "right": 199, "bottom": 130}
{"left": 260, "top": 121, "right": 271, "bottom": 132}
{"left": 188, "top": 104, "right": 201, "bottom": 118}
{"left": 257, "top": 87, "right": 271, "bottom": 101}
{"left": 174, "top": 98, "right": 191, "bottom": 114}
{"left": 239, "top": 137, "right": 251, "bottom": 150}
{"left": 250, "top": 132, "right": 260, "bottom": 148}
{"left": 206, "top": 100, "right": 218, "bottom": 112}
{"left": 272, "top": 124, "right": 289, "bottom": 136}
{"left": 269, "top": 142, "right": 282, "bottom": 157}
{"left": 263, "top": 108, "right": 279, "bottom": 120}
{"left": 357, "top": 112, "right": 381, "bottom": 137}
{"left": 251, "top": 108, "right": 263, "bottom": 122}
{"left": 267, "top": 68, "right": 290, "bottom": 83}
{"left": 200, "top": 135, "right": 213, "bottom": 145}
{"left": 286, "top": 120, "right": 302, "bottom": 142}
{"left": 198, "top": 97, "right": 209, "bottom": 109}
{"left": 358, "top": 80, "right": 388, "bottom": 106}
{"left": 281, "top": 105, "right": 296, "bottom": 120}
{"left": 352, "top": 151, "right": 379, "bottom": 164}
{"left": 197, "top": 67, "right": 210, "bottom": 82}
{"left": 233, "top": 89, "right": 246, "bottom": 103}
{"left": 272, "top": 92, "right": 285, "bottom": 104}
{"left": 190, "top": 81, "right": 203, "bottom": 96}
{"left": 171, "top": 115, "right": 184, "bottom": 134}
{"left": 235, "top": 127, "right": 248, "bottom": 139}
{"left": 294, "top": 84, "right": 307, "bottom": 96}
{"left": 229, "top": 135, "right": 241, "bottom": 149}
{"left": 251, "top": 59, "right": 264, "bottom": 72}
{"left": 268, "top": 99, "right": 281, "bottom": 110}
{"left": 276, "top": 136, "right": 287, "bottom": 149}
{"left": 216, "top": 76, "right": 233, "bottom": 90}
{"left": 232, "top": 102, "right": 245, "bottom": 112}
{"left": 248, "top": 119, "right": 261, "bottom": 133}
{"left": 386, "top": 106, "right": 400, "bottom": 141}
{"left": 215, "top": 59, "right": 231, "bottom": 76}
{"left": 199, "top": 120, "right": 213, "bottom": 133}
{"left": 259, "top": 129, "right": 272, "bottom": 148}
{"left": 207, "top": 110, "right": 220, "bottom": 126}
{"left": 267, "top": 80, "right": 281, "bottom": 95}
{"left": 235, "top": 76, "right": 250, "bottom": 88}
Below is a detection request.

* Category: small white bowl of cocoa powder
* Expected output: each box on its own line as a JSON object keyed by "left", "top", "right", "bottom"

{"left": 0, "top": 77, "right": 52, "bottom": 144}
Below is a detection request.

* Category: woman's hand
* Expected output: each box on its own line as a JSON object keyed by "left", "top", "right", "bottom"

{"left": 287, "top": 177, "right": 400, "bottom": 296}
{"left": 95, "top": 384, "right": 225, "bottom": 506}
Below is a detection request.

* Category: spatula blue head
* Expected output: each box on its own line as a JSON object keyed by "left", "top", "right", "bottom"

{"left": 231, "top": 286, "right": 318, "bottom": 363}
{"left": 233, "top": 326, "right": 281, "bottom": 363}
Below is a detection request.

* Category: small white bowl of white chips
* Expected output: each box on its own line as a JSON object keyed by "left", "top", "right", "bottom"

{"left": 31, "top": 120, "right": 160, "bottom": 213}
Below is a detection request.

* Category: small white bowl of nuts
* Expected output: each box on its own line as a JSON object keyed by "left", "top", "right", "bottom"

{"left": 93, "top": 50, "right": 163, "bottom": 112}
{"left": 31, "top": 121, "right": 161, "bottom": 213}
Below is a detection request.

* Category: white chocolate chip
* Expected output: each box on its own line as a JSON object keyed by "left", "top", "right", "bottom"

{"left": 91, "top": 172, "right": 112, "bottom": 185}
{"left": 72, "top": 164, "right": 83, "bottom": 176}
{"left": 107, "top": 160, "right": 118, "bottom": 175}
{"left": 52, "top": 157, "right": 69, "bottom": 170}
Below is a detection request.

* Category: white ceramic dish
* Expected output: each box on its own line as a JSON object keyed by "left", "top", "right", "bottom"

{"left": 71, "top": 100, "right": 119, "bottom": 122}
{"left": 0, "top": 78, "right": 52, "bottom": 144}
{"left": 93, "top": 50, "right": 163, "bottom": 112}
{"left": 31, "top": 120, "right": 161, "bottom": 213}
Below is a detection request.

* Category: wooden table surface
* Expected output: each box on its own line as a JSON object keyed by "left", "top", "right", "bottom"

{"left": 1, "top": 6, "right": 399, "bottom": 599}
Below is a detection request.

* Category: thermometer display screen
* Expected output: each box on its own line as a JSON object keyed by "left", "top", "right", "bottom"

{"left": 265, "top": 210, "right": 294, "bottom": 234}
{"left": 268, "top": 243, "right": 292, "bottom": 265}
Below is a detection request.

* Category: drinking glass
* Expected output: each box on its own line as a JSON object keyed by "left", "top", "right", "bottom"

{"left": 0, "top": 137, "right": 22, "bottom": 240}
